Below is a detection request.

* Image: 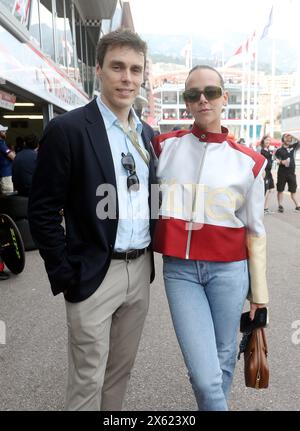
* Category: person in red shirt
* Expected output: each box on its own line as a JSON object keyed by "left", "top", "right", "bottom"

{"left": 152, "top": 65, "right": 268, "bottom": 410}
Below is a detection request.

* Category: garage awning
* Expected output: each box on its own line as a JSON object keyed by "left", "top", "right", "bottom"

{"left": 75, "top": 0, "right": 118, "bottom": 21}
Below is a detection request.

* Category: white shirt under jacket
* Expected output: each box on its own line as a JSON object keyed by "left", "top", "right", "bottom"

{"left": 152, "top": 125, "right": 268, "bottom": 304}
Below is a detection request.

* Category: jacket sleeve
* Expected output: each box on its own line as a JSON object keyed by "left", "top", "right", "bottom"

{"left": 245, "top": 161, "right": 269, "bottom": 304}
{"left": 28, "top": 118, "right": 77, "bottom": 295}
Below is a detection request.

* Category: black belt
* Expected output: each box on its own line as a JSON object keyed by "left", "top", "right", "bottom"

{"left": 111, "top": 247, "right": 148, "bottom": 261}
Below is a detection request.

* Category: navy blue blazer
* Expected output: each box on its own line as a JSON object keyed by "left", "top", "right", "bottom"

{"left": 28, "top": 99, "right": 157, "bottom": 302}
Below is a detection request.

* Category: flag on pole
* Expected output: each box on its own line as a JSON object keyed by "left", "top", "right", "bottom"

{"left": 181, "top": 39, "right": 193, "bottom": 69}
{"left": 260, "top": 6, "right": 273, "bottom": 40}
{"left": 225, "top": 5, "right": 273, "bottom": 68}
{"left": 224, "top": 43, "right": 244, "bottom": 68}
{"left": 245, "top": 31, "right": 257, "bottom": 60}
{"left": 224, "top": 31, "right": 256, "bottom": 68}
{"left": 13, "top": 0, "right": 31, "bottom": 24}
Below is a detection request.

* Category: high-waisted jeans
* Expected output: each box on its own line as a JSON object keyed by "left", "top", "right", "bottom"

{"left": 163, "top": 257, "right": 249, "bottom": 411}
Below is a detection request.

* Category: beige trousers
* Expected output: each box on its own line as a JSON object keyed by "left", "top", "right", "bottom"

{"left": 64, "top": 251, "right": 151, "bottom": 411}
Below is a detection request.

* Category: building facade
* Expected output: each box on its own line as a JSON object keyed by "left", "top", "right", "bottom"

{"left": 152, "top": 67, "right": 263, "bottom": 139}
{"left": 151, "top": 65, "right": 296, "bottom": 142}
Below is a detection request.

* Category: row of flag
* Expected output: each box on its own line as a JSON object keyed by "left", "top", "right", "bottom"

{"left": 224, "top": 6, "right": 274, "bottom": 68}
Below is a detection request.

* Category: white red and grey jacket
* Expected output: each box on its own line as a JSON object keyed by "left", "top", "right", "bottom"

{"left": 152, "top": 125, "right": 268, "bottom": 304}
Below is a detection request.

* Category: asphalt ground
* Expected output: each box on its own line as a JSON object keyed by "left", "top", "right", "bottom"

{"left": 0, "top": 171, "right": 300, "bottom": 411}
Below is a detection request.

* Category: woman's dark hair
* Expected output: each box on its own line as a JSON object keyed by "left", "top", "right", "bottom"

{"left": 185, "top": 65, "right": 225, "bottom": 89}
{"left": 260, "top": 135, "right": 271, "bottom": 148}
{"left": 281, "top": 133, "right": 292, "bottom": 143}
{"left": 96, "top": 28, "right": 147, "bottom": 68}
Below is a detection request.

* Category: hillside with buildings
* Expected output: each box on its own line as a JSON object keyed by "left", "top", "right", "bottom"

{"left": 144, "top": 34, "right": 298, "bottom": 142}
{"left": 144, "top": 33, "right": 297, "bottom": 74}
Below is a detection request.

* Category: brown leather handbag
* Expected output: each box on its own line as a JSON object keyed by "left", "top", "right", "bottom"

{"left": 238, "top": 327, "right": 269, "bottom": 389}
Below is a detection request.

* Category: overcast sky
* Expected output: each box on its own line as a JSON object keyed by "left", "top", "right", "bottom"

{"left": 129, "top": 0, "right": 298, "bottom": 43}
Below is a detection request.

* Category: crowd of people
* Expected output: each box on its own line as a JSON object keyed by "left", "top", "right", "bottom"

{"left": 234, "top": 133, "right": 300, "bottom": 214}
{"left": 0, "top": 129, "right": 39, "bottom": 280}
{"left": 0, "top": 28, "right": 299, "bottom": 411}
{"left": 253, "top": 133, "right": 300, "bottom": 214}
{"left": 0, "top": 129, "right": 38, "bottom": 197}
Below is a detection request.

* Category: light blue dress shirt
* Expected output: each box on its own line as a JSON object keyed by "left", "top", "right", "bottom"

{"left": 96, "top": 96, "right": 150, "bottom": 252}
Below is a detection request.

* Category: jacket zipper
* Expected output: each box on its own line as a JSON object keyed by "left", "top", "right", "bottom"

{"left": 185, "top": 142, "right": 208, "bottom": 259}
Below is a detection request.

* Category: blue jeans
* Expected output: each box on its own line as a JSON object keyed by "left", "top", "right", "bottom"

{"left": 163, "top": 257, "right": 249, "bottom": 411}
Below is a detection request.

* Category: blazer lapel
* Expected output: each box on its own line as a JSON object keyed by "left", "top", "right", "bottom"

{"left": 85, "top": 99, "right": 117, "bottom": 187}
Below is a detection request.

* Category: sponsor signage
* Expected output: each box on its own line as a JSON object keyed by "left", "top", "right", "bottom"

{"left": 0, "top": 90, "right": 16, "bottom": 111}
{"left": 0, "top": 24, "right": 89, "bottom": 111}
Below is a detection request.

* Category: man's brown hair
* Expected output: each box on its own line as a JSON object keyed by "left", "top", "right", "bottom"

{"left": 96, "top": 28, "right": 147, "bottom": 68}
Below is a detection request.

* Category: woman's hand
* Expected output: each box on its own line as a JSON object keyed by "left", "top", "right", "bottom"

{"left": 249, "top": 302, "right": 267, "bottom": 320}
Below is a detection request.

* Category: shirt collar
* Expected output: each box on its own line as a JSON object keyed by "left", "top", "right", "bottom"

{"left": 191, "top": 123, "right": 229, "bottom": 143}
{"left": 96, "top": 96, "right": 142, "bottom": 135}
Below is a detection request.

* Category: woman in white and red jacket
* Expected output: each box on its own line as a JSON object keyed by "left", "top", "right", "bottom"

{"left": 152, "top": 65, "right": 268, "bottom": 411}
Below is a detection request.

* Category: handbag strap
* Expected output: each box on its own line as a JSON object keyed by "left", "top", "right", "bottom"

{"left": 237, "top": 331, "right": 252, "bottom": 359}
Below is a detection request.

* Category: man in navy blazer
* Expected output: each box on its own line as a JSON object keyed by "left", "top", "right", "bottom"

{"left": 28, "top": 29, "right": 157, "bottom": 411}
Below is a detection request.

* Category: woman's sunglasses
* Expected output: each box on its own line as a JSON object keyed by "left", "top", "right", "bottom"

{"left": 183, "top": 86, "right": 223, "bottom": 103}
